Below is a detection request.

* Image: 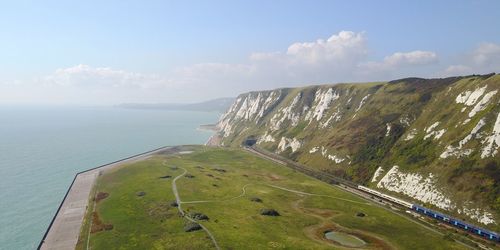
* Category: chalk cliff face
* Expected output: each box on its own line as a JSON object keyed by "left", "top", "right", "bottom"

{"left": 217, "top": 74, "right": 500, "bottom": 229}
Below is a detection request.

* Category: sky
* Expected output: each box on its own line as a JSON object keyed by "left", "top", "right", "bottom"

{"left": 1, "top": 0, "right": 499, "bottom": 105}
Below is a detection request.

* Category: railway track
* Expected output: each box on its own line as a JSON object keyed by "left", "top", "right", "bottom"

{"left": 244, "top": 146, "right": 496, "bottom": 249}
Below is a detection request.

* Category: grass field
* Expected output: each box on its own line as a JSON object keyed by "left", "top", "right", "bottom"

{"left": 77, "top": 146, "right": 468, "bottom": 249}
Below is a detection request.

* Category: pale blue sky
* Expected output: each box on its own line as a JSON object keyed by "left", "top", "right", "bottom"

{"left": 1, "top": 0, "right": 499, "bottom": 104}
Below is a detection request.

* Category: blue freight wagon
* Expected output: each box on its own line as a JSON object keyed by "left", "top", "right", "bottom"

{"left": 412, "top": 204, "right": 499, "bottom": 242}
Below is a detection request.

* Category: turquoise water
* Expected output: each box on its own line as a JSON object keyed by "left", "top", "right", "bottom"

{"left": 0, "top": 106, "right": 219, "bottom": 250}
{"left": 324, "top": 231, "right": 366, "bottom": 247}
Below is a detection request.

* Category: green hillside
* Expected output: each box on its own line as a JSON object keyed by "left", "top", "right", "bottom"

{"left": 217, "top": 74, "right": 500, "bottom": 230}
{"left": 78, "top": 147, "right": 468, "bottom": 250}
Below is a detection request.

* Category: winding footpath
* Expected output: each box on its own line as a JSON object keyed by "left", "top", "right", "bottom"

{"left": 171, "top": 167, "right": 187, "bottom": 215}
{"left": 168, "top": 162, "right": 221, "bottom": 250}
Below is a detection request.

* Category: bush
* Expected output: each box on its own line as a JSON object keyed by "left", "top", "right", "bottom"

{"left": 260, "top": 208, "right": 280, "bottom": 216}
{"left": 419, "top": 92, "right": 432, "bottom": 102}
{"left": 184, "top": 222, "right": 202, "bottom": 232}
{"left": 188, "top": 212, "right": 209, "bottom": 220}
{"left": 356, "top": 212, "right": 366, "bottom": 217}
{"left": 250, "top": 197, "right": 263, "bottom": 203}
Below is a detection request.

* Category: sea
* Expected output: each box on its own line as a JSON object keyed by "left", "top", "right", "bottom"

{"left": 0, "top": 106, "right": 220, "bottom": 250}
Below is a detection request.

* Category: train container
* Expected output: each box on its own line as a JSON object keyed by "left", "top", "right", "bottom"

{"left": 412, "top": 204, "right": 499, "bottom": 242}
{"left": 357, "top": 185, "right": 412, "bottom": 208}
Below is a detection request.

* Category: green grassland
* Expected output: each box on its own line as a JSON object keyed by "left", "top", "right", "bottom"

{"left": 219, "top": 74, "right": 500, "bottom": 227}
{"left": 79, "top": 146, "right": 468, "bottom": 249}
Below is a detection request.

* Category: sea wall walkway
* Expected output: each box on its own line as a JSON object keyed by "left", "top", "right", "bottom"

{"left": 38, "top": 146, "right": 175, "bottom": 250}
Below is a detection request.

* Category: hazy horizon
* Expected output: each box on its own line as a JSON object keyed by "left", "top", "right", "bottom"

{"left": 2, "top": 2, "right": 500, "bottom": 248}
{"left": 0, "top": 96, "right": 236, "bottom": 107}
{"left": 1, "top": 0, "right": 499, "bottom": 105}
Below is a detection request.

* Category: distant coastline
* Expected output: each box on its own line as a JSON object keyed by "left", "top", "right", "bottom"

{"left": 198, "top": 123, "right": 218, "bottom": 131}
{"left": 117, "top": 97, "right": 234, "bottom": 113}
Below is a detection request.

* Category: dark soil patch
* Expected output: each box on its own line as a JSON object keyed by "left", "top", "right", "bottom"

{"left": 159, "top": 175, "right": 172, "bottom": 179}
{"left": 90, "top": 212, "right": 113, "bottom": 233}
{"left": 94, "top": 192, "right": 109, "bottom": 203}
{"left": 260, "top": 208, "right": 280, "bottom": 216}
{"left": 136, "top": 191, "right": 146, "bottom": 197}
{"left": 184, "top": 174, "right": 195, "bottom": 178}
{"left": 268, "top": 174, "right": 283, "bottom": 181}
{"left": 184, "top": 222, "right": 202, "bottom": 232}
{"left": 148, "top": 203, "right": 174, "bottom": 220}
{"left": 206, "top": 174, "right": 214, "bottom": 177}
{"left": 212, "top": 184, "right": 219, "bottom": 187}
{"left": 250, "top": 197, "right": 262, "bottom": 203}
{"left": 211, "top": 168, "right": 226, "bottom": 173}
{"left": 301, "top": 206, "right": 337, "bottom": 218}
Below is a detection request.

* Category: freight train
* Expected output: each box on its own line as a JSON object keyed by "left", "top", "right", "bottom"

{"left": 357, "top": 185, "right": 499, "bottom": 242}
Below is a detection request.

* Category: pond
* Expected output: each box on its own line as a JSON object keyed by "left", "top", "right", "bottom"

{"left": 324, "top": 231, "right": 366, "bottom": 247}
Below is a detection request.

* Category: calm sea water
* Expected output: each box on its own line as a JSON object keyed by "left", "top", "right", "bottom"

{"left": 0, "top": 106, "right": 219, "bottom": 250}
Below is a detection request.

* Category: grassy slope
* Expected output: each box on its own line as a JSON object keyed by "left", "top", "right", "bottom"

{"left": 82, "top": 147, "right": 467, "bottom": 249}
{"left": 220, "top": 74, "right": 500, "bottom": 229}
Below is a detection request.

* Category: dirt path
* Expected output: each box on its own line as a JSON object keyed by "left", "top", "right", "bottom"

{"left": 171, "top": 166, "right": 187, "bottom": 215}
{"left": 169, "top": 162, "right": 221, "bottom": 250}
